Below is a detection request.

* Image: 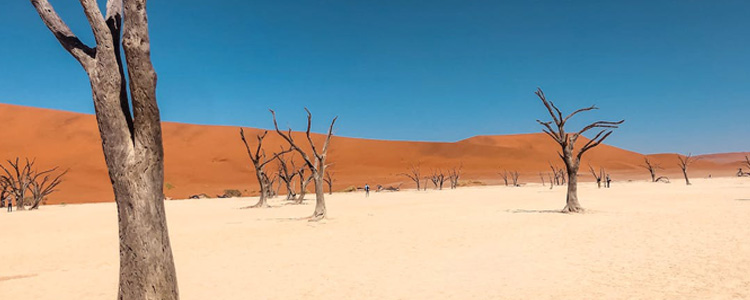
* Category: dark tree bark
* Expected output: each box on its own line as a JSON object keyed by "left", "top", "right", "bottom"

{"left": 401, "top": 164, "right": 422, "bottom": 191}
{"left": 239, "top": 129, "right": 291, "bottom": 208}
{"left": 677, "top": 154, "right": 696, "bottom": 186}
{"left": 28, "top": 167, "right": 68, "bottom": 210}
{"left": 30, "top": 1, "right": 179, "bottom": 298}
{"left": 0, "top": 158, "right": 34, "bottom": 210}
{"left": 271, "top": 109, "right": 337, "bottom": 221}
{"left": 535, "top": 88, "right": 624, "bottom": 213}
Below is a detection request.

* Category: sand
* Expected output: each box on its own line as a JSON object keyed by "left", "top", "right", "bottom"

{"left": 2, "top": 177, "right": 749, "bottom": 299}
{"left": 0, "top": 103, "right": 744, "bottom": 205}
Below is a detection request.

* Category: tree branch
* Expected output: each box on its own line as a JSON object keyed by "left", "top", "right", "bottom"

{"left": 30, "top": 0, "right": 96, "bottom": 69}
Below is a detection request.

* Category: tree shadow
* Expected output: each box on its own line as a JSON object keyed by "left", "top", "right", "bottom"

{"left": 736, "top": 199, "right": 750, "bottom": 201}
{"left": 507, "top": 209, "right": 564, "bottom": 214}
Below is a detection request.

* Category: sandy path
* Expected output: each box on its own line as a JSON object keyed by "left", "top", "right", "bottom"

{"left": 2, "top": 178, "right": 749, "bottom": 299}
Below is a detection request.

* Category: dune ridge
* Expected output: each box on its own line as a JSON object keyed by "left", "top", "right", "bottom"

{"left": 0, "top": 103, "right": 743, "bottom": 204}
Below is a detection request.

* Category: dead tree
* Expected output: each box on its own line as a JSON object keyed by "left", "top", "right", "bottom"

{"left": 28, "top": 167, "right": 68, "bottom": 210}
{"left": 429, "top": 170, "right": 447, "bottom": 190}
{"left": 588, "top": 164, "right": 604, "bottom": 188}
{"left": 510, "top": 171, "right": 520, "bottom": 186}
{"left": 677, "top": 154, "right": 697, "bottom": 186}
{"left": 535, "top": 88, "right": 624, "bottom": 213}
{"left": 500, "top": 170, "right": 520, "bottom": 187}
{"left": 539, "top": 172, "right": 546, "bottom": 187}
{"left": 447, "top": 165, "right": 462, "bottom": 189}
{"left": 0, "top": 158, "right": 35, "bottom": 210}
{"left": 641, "top": 157, "right": 668, "bottom": 183}
{"left": 31, "top": 0, "right": 179, "bottom": 297}
{"left": 324, "top": 170, "right": 334, "bottom": 195}
{"left": 500, "top": 170, "right": 510, "bottom": 186}
{"left": 271, "top": 108, "right": 337, "bottom": 221}
{"left": 401, "top": 164, "right": 422, "bottom": 191}
{"left": 549, "top": 164, "right": 566, "bottom": 185}
{"left": 739, "top": 156, "right": 750, "bottom": 177}
{"left": 276, "top": 155, "right": 298, "bottom": 200}
{"left": 239, "top": 129, "right": 291, "bottom": 208}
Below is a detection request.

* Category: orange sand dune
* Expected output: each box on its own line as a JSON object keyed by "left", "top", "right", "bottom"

{"left": 0, "top": 103, "right": 739, "bottom": 204}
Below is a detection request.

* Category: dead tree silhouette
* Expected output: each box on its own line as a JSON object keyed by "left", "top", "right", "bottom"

{"left": 239, "top": 129, "right": 292, "bottom": 208}
{"left": 271, "top": 108, "right": 337, "bottom": 221}
{"left": 677, "top": 154, "right": 697, "bottom": 186}
{"left": 535, "top": 88, "right": 624, "bottom": 213}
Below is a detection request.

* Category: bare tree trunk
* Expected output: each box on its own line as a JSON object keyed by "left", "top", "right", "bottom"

{"left": 562, "top": 157, "right": 582, "bottom": 213}
{"left": 30, "top": 1, "right": 179, "bottom": 298}
{"left": 247, "top": 170, "right": 268, "bottom": 208}
{"left": 312, "top": 172, "right": 326, "bottom": 219}
{"left": 682, "top": 169, "right": 691, "bottom": 185}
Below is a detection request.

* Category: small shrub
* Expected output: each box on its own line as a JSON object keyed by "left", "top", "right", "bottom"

{"left": 341, "top": 186, "right": 357, "bottom": 192}
{"left": 222, "top": 189, "right": 242, "bottom": 198}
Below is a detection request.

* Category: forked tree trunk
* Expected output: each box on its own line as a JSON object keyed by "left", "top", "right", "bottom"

{"left": 30, "top": 1, "right": 178, "bottom": 299}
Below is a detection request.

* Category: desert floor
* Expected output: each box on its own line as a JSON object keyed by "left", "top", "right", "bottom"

{"left": 2, "top": 178, "right": 749, "bottom": 299}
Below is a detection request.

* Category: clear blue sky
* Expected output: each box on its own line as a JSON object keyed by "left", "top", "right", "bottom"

{"left": 1, "top": 1, "right": 748, "bottom": 154}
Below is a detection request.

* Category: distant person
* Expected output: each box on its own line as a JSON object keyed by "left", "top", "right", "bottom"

{"left": 7, "top": 198, "right": 12, "bottom": 212}
{"left": 364, "top": 184, "right": 370, "bottom": 197}
{"left": 606, "top": 175, "right": 612, "bottom": 188}
{"left": 596, "top": 177, "right": 602, "bottom": 188}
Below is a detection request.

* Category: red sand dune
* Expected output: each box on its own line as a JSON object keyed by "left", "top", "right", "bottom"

{"left": 0, "top": 103, "right": 741, "bottom": 204}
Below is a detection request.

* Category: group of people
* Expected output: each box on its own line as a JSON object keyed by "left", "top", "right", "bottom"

{"left": 596, "top": 174, "right": 613, "bottom": 188}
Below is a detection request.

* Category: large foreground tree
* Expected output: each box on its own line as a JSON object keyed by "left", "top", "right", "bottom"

{"left": 30, "top": 1, "right": 179, "bottom": 298}
{"left": 271, "top": 108, "right": 337, "bottom": 221}
{"left": 535, "top": 88, "right": 624, "bottom": 213}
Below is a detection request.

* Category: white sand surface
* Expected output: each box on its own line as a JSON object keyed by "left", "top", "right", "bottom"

{"left": 2, "top": 178, "right": 749, "bottom": 299}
